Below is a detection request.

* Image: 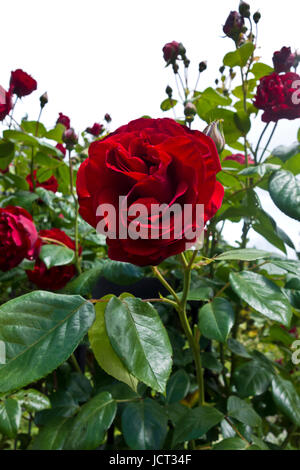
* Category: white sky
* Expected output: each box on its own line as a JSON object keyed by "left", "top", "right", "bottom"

{"left": 1, "top": 0, "right": 300, "bottom": 254}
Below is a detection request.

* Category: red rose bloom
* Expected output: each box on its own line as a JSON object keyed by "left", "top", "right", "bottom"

{"left": 57, "top": 112, "right": 70, "bottom": 129}
{"left": 26, "top": 228, "right": 81, "bottom": 290}
{"left": 10, "top": 69, "right": 37, "bottom": 98}
{"left": 86, "top": 123, "right": 103, "bottom": 137}
{"left": 162, "top": 41, "right": 180, "bottom": 63}
{"left": 55, "top": 143, "right": 66, "bottom": 157}
{"left": 254, "top": 72, "right": 300, "bottom": 122}
{"left": 26, "top": 170, "right": 58, "bottom": 193}
{"left": 0, "top": 86, "right": 13, "bottom": 121}
{"left": 223, "top": 11, "right": 244, "bottom": 42}
{"left": 273, "top": 47, "right": 295, "bottom": 74}
{"left": 76, "top": 117, "right": 224, "bottom": 266}
{"left": 0, "top": 206, "right": 39, "bottom": 271}
{"left": 224, "top": 153, "right": 255, "bottom": 165}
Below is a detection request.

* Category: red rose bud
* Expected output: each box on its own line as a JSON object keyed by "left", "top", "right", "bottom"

{"left": 203, "top": 120, "right": 225, "bottom": 153}
{"left": 223, "top": 11, "right": 244, "bottom": 42}
{"left": 40, "top": 92, "right": 48, "bottom": 108}
{"left": 55, "top": 143, "right": 66, "bottom": 157}
{"left": 224, "top": 153, "right": 255, "bottom": 165}
{"left": 9, "top": 69, "right": 37, "bottom": 98}
{"left": 162, "top": 41, "right": 180, "bottom": 64}
{"left": 0, "top": 86, "right": 12, "bottom": 121}
{"left": 76, "top": 117, "right": 224, "bottom": 267}
{"left": 254, "top": 72, "right": 300, "bottom": 122}
{"left": 104, "top": 113, "right": 112, "bottom": 123}
{"left": 0, "top": 206, "right": 39, "bottom": 271}
{"left": 56, "top": 112, "right": 70, "bottom": 129}
{"left": 273, "top": 47, "right": 296, "bottom": 74}
{"left": 253, "top": 11, "right": 261, "bottom": 24}
{"left": 26, "top": 228, "right": 82, "bottom": 290}
{"left": 26, "top": 170, "right": 58, "bottom": 193}
{"left": 165, "top": 85, "right": 173, "bottom": 98}
{"left": 62, "top": 127, "right": 78, "bottom": 149}
{"left": 199, "top": 61, "right": 207, "bottom": 73}
{"left": 86, "top": 123, "right": 103, "bottom": 137}
{"left": 239, "top": 1, "right": 250, "bottom": 18}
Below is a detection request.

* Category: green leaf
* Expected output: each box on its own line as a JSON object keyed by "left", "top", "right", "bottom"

{"left": 270, "top": 260, "right": 300, "bottom": 277}
{"left": 0, "top": 398, "right": 21, "bottom": 438}
{"left": 39, "top": 244, "right": 75, "bottom": 269}
{"left": 234, "top": 110, "right": 251, "bottom": 134}
{"left": 105, "top": 297, "right": 172, "bottom": 393}
{"left": 223, "top": 43, "right": 255, "bottom": 68}
{"left": 269, "top": 170, "right": 300, "bottom": 221}
{"left": 21, "top": 120, "right": 46, "bottom": 138}
{"left": 14, "top": 389, "right": 50, "bottom": 412}
{"left": 173, "top": 406, "right": 224, "bottom": 445}
{"left": 227, "top": 338, "right": 251, "bottom": 358}
{"left": 271, "top": 375, "right": 300, "bottom": 426}
{"left": 3, "top": 130, "right": 38, "bottom": 146}
{"left": 160, "top": 98, "right": 178, "bottom": 111}
{"left": 0, "top": 291, "right": 95, "bottom": 394}
{"left": 36, "top": 167, "right": 53, "bottom": 183}
{"left": 201, "top": 352, "right": 223, "bottom": 374}
{"left": 227, "top": 396, "right": 262, "bottom": 427}
{"left": 122, "top": 398, "right": 168, "bottom": 450}
{"left": 251, "top": 62, "right": 274, "bottom": 79}
{"left": 45, "top": 124, "right": 65, "bottom": 142}
{"left": 214, "top": 437, "right": 248, "bottom": 450}
{"left": 31, "top": 417, "right": 73, "bottom": 450}
{"left": 215, "top": 248, "right": 271, "bottom": 262}
{"left": 166, "top": 370, "right": 190, "bottom": 404}
{"left": 0, "top": 140, "right": 14, "bottom": 158}
{"left": 175, "top": 287, "right": 213, "bottom": 302}
{"left": 64, "top": 392, "right": 117, "bottom": 450}
{"left": 35, "top": 152, "right": 62, "bottom": 168}
{"left": 272, "top": 143, "right": 300, "bottom": 162}
{"left": 89, "top": 296, "right": 138, "bottom": 392}
{"left": 233, "top": 361, "right": 271, "bottom": 398}
{"left": 62, "top": 266, "right": 103, "bottom": 295}
{"left": 229, "top": 271, "right": 292, "bottom": 326}
{"left": 239, "top": 163, "right": 280, "bottom": 177}
{"left": 252, "top": 210, "right": 287, "bottom": 254}
{"left": 201, "top": 87, "right": 232, "bottom": 106}
{"left": 101, "top": 260, "right": 143, "bottom": 285}
{"left": 198, "top": 298, "right": 235, "bottom": 343}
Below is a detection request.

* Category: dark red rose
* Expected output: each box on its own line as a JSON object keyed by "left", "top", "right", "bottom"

{"left": 0, "top": 86, "right": 13, "bottom": 121}
{"left": 56, "top": 143, "right": 66, "bottom": 157}
{"left": 104, "top": 113, "right": 112, "bottom": 123}
{"left": 76, "top": 117, "right": 224, "bottom": 266}
{"left": 273, "top": 47, "right": 295, "bottom": 74}
{"left": 254, "top": 72, "right": 300, "bottom": 122}
{"left": 26, "top": 228, "right": 81, "bottom": 290}
{"left": 57, "top": 112, "right": 70, "bottom": 129}
{"left": 10, "top": 69, "right": 37, "bottom": 98}
{"left": 162, "top": 41, "right": 180, "bottom": 63}
{"left": 224, "top": 153, "right": 255, "bottom": 165}
{"left": 86, "top": 123, "right": 103, "bottom": 137}
{"left": 26, "top": 170, "right": 58, "bottom": 193}
{"left": 0, "top": 206, "right": 39, "bottom": 271}
{"left": 223, "top": 11, "right": 244, "bottom": 41}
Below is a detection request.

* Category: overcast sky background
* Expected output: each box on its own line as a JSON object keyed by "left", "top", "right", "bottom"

{"left": 1, "top": 0, "right": 299, "bottom": 255}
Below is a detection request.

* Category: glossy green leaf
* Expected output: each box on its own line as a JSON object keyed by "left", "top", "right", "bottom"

{"left": 3, "top": 129, "right": 38, "bottom": 146}
{"left": 21, "top": 120, "right": 46, "bottom": 138}
{"left": 0, "top": 398, "right": 21, "bottom": 438}
{"left": 173, "top": 406, "right": 224, "bottom": 445}
{"left": 223, "top": 43, "right": 255, "bottom": 68}
{"left": 166, "top": 369, "right": 190, "bottom": 404}
{"left": 227, "top": 396, "right": 262, "bottom": 427}
{"left": 227, "top": 338, "right": 251, "bottom": 358}
{"left": 0, "top": 291, "right": 95, "bottom": 394}
{"left": 198, "top": 298, "right": 235, "bottom": 343}
{"left": 234, "top": 110, "right": 251, "bottom": 134}
{"left": 105, "top": 297, "right": 172, "bottom": 393}
{"left": 14, "top": 389, "right": 50, "bottom": 412}
{"left": 233, "top": 361, "right": 271, "bottom": 398}
{"left": 269, "top": 170, "right": 300, "bottom": 221}
{"left": 271, "top": 375, "right": 300, "bottom": 426}
{"left": 122, "top": 398, "right": 168, "bottom": 450}
{"left": 101, "top": 260, "right": 143, "bottom": 285}
{"left": 39, "top": 244, "right": 75, "bottom": 269}
{"left": 214, "top": 437, "right": 248, "bottom": 450}
{"left": 31, "top": 416, "right": 74, "bottom": 450}
{"left": 89, "top": 295, "right": 138, "bottom": 392}
{"left": 215, "top": 248, "right": 271, "bottom": 261}
{"left": 62, "top": 266, "right": 103, "bottom": 295}
{"left": 229, "top": 271, "right": 292, "bottom": 326}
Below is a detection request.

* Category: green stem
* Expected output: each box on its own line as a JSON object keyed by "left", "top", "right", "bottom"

{"left": 254, "top": 122, "right": 270, "bottom": 163}
{"left": 68, "top": 149, "right": 81, "bottom": 274}
{"left": 71, "top": 353, "right": 82, "bottom": 373}
{"left": 258, "top": 122, "right": 278, "bottom": 163}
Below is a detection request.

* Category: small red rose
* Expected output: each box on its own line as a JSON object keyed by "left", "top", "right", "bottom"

{"left": 162, "top": 41, "right": 180, "bottom": 63}
{"left": 10, "top": 69, "right": 37, "bottom": 98}
{"left": 86, "top": 123, "right": 103, "bottom": 137}
{"left": 26, "top": 170, "right": 58, "bottom": 193}
{"left": 26, "top": 228, "right": 81, "bottom": 290}
{"left": 272, "top": 47, "right": 295, "bottom": 74}
{"left": 56, "top": 112, "right": 71, "bottom": 129}
{"left": 254, "top": 72, "right": 300, "bottom": 122}
{"left": 55, "top": 143, "right": 66, "bottom": 157}
{"left": 0, "top": 206, "right": 39, "bottom": 271}
{"left": 0, "top": 86, "right": 12, "bottom": 121}
{"left": 224, "top": 153, "right": 255, "bottom": 165}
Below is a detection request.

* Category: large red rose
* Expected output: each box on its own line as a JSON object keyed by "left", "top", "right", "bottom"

{"left": 10, "top": 69, "right": 37, "bottom": 98}
{"left": 0, "top": 206, "right": 39, "bottom": 271}
{"left": 26, "top": 228, "right": 81, "bottom": 290}
{"left": 26, "top": 170, "right": 58, "bottom": 193}
{"left": 254, "top": 72, "right": 300, "bottom": 122}
{"left": 0, "top": 86, "right": 12, "bottom": 121}
{"left": 76, "top": 118, "right": 224, "bottom": 266}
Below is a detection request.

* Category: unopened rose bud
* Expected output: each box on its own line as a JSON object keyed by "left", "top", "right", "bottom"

{"left": 203, "top": 120, "right": 225, "bottom": 153}
{"left": 199, "top": 61, "right": 207, "bottom": 73}
{"left": 62, "top": 127, "right": 78, "bottom": 149}
{"left": 223, "top": 11, "right": 245, "bottom": 42}
{"left": 178, "top": 42, "right": 186, "bottom": 57}
{"left": 162, "top": 41, "right": 180, "bottom": 64}
{"left": 253, "top": 11, "right": 261, "bottom": 24}
{"left": 184, "top": 102, "right": 197, "bottom": 122}
{"left": 184, "top": 58, "right": 190, "bottom": 68}
{"left": 215, "top": 79, "right": 219, "bottom": 85}
{"left": 104, "top": 113, "right": 112, "bottom": 123}
{"left": 165, "top": 85, "right": 173, "bottom": 98}
{"left": 239, "top": 1, "right": 250, "bottom": 18}
{"left": 219, "top": 65, "right": 225, "bottom": 74}
{"left": 172, "top": 63, "right": 179, "bottom": 74}
{"left": 40, "top": 92, "right": 48, "bottom": 109}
